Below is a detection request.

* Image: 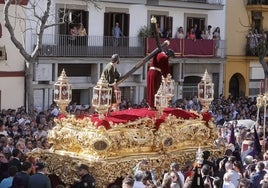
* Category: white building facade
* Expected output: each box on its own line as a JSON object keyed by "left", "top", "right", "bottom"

{"left": 0, "top": 1, "right": 27, "bottom": 110}
{"left": 25, "top": 0, "right": 226, "bottom": 110}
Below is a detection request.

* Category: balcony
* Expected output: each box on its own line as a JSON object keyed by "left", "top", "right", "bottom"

{"left": 246, "top": 0, "right": 268, "bottom": 11}
{"left": 37, "top": 34, "right": 225, "bottom": 58}
{"left": 247, "top": 0, "right": 268, "bottom": 5}
{"left": 38, "top": 35, "right": 145, "bottom": 58}
{"left": 146, "top": 0, "right": 224, "bottom": 10}
{"left": 146, "top": 38, "right": 225, "bottom": 58}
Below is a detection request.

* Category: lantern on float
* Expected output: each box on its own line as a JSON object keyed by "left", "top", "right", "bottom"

{"left": 112, "top": 87, "right": 121, "bottom": 111}
{"left": 92, "top": 74, "right": 112, "bottom": 119}
{"left": 198, "top": 70, "right": 214, "bottom": 111}
{"left": 165, "top": 73, "right": 175, "bottom": 99}
{"left": 54, "top": 69, "right": 72, "bottom": 114}
{"left": 155, "top": 74, "right": 175, "bottom": 115}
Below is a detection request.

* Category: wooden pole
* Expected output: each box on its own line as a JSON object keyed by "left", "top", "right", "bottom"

{"left": 116, "top": 40, "right": 169, "bottom": 85}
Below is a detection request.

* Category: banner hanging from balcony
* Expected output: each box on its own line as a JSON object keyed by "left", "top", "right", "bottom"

{"left": 146, "top": 38, "right": 215, "bottom": 58}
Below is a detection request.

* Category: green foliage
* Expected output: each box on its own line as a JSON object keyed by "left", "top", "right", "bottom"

{"left": 138, "top": 25, "right": 153, "bottom": 38}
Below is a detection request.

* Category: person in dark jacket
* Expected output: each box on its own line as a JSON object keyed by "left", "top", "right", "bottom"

{"left": 72, "top": 164, "right": 95, "bottom": 188}
{"left": 28, "top": 162, "right": 51, "bottom": 188}
{"left": 250, "top": 161, "right": 267, "bottom": 188}
{"left": 8, "top": 149, "right": 22, "bottom": 172}
{"left": 11, "top": 161, "right": 32, "bottom": 188}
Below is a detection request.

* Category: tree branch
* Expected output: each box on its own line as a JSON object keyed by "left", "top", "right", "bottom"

{"left": 4, "top": 0, "right": 32, "bottom": 61}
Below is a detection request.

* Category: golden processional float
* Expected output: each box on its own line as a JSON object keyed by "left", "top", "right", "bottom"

{"left": 28, "top": 68, "right": 227, "bottom": 187}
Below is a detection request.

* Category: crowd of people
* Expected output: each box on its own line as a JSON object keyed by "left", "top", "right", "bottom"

{"left": 0, "top": 94, "right": 267, "bottom": 187}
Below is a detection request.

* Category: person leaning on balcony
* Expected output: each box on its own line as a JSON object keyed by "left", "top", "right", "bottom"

{"left": 147, "top": 50, "right": 174, "bottom": 110}
{"left": 186, "top": 27, "right": 196, "bottom": 41}
{"left": 206, "top": 25, "right": 213, "bottom": 40}
{"left": 112, "top": 22, "right": 123, "bottom": 46}
{"left": 213, "top": 27, "right": 221, "bottom": 56}
{"left": 176, "top": 27, "right": 184, "bottom": 39}
{"left": 78, "top": 23, "right": 87, "bottom": 36}
{"left": 102, "top": 54, "right": 121, "bottom": 113}
{"left": 78, "top": 23, "right": 87, "bottom": 46}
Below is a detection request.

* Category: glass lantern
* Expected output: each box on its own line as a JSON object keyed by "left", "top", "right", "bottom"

{"left": 54, "top": 69, "right": 72, "bottom": 114}
{"left": 155, "top": 75, "right": 173, "bottom": 116}
{"left": 198, "top": 70, "right": 214, "bottom": 112}
{"left": 195, "top": 146, "right": 204, "bottom": 166}
{"left": 164, "top": 73, "right": 175, "bottom": 99}
{"left": 92, "top": 75, "right": 112, "bottom": 119}
{"left": 112, "top": 88, "right": 121, "bottom": 111}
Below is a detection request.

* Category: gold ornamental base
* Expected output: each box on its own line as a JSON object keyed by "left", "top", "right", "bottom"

{"left": 28, "top": 109, "right": 226, "bottom": 187}
{"left": 29, "top": 146, "right": 224, "bottom": 187}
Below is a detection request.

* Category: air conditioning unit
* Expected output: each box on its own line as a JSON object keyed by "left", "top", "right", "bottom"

{"left": 0, "top": 46, "right": 7, "bottom": 61}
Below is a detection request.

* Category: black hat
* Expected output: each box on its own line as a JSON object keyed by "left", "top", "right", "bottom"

{"left": 78, "top": 164, "right": 89, "bottom": 172}
{"left": 111, "top": 54, "right": 120, "bottom": 63}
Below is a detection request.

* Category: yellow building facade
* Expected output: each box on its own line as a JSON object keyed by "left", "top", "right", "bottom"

{"left": 225, "top": 0, "right": 268, "bottom": 98}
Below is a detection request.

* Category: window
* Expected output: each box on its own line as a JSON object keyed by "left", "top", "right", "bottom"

{"left": 58, "top": 8, "right": 88, "bottom": 35}
{"left": 58, "top": 64, "right": 91, "bottom": 77}
{"left": 187, "top": 17, "right": 205, "bottom": 33}
{"left": 103, "top": 12, "right": 130, "bottom": 46}
{"left": 104, "top": 12, "right": 129, "bottom": 37}
{"left": 149, "top": 14, "right": 173, "bottom": 38}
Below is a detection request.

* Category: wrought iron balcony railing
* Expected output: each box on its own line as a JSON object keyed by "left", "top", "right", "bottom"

{"left": 247, "top": 0, "right": 268, "bottom": 5}
{"left": 36, "top": 34, "right": 225, "bottom": 58}
{"left": 37, "top": 35, "right": 146, "bottom": 58}
{"left": 178, "top": 0, "right": 223, "bottom": 4}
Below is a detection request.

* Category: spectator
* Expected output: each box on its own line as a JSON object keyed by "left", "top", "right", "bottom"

{"left": 222, "top": 172, "right": 235, "bottom": 188}
{"left": 28, "top": 162, "right": 51, "bottom": 188}
{"left": 0, "top": 152, "right": 9, "bottom": 182}
{"left": 8, "top": 149, "right": 22, "bottom": 172}
{"left": 133, "top": 170, "right": 145, "bottom": 188}
{"left": 78, "top": 23, "right": 87, "bottom": 36}
{"left": 11, "top": 161, "right": 32, "bottom": 187}
{"left": 224, "top": 161, "right": 241, "bottom": 188}
{"left": 71, "top": 164, "right": 95, "bottom": 188}
{"left": 250, "top": 161, "right": 267, "bottom": 188}
{"left": 201, "top": 164, "right": 214, "bottom": 188}
{"left": 212, "top": 176, "right": 222, "bottom": 188}
{"left": 170, "top": 162, "right": 184, "bottom": 187}
{"left": 201, "top": 30, "right": 207, "bottom": 39}
{"left": 193, "top": 24, "right": 201, "bottom": 39}
{"left": 0, "top": 120, "right": 8, "bottom": 137}
{"left": 163, "top": 28, "right": 172, "bottom": 39}
{"left": 213, "top": 27, "right": 221, "bottom": 56}
{"left": 0, "top": 166, "right": 18, "bottom": 187}
{"left": 112, "top": 22, "right": 123, "bottom": 46}
{"left": 122, "top": 176, "right": 134, "bottom": 188}
{"left": 176, "top": 27, "right": 184, "bottom": 39}
{"left": 239, "top": 178, "right": 251, "bottom": 188}
{"left": 206, "top": 25, "right": 213, "bottom": 40}
{"left": 170, "top": 170, "right": 183, "bottom": 188}
{"left": 186, "top": 27, "right": 196, "bottom": 41}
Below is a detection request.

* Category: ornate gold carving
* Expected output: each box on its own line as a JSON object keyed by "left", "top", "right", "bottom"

{"left": 33, "top": 112, "right": 225, "bottom": 187}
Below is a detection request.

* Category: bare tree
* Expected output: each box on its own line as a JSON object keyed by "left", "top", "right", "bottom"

{"left": 3, "top": 0, "right": 99, "bottom": 116}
